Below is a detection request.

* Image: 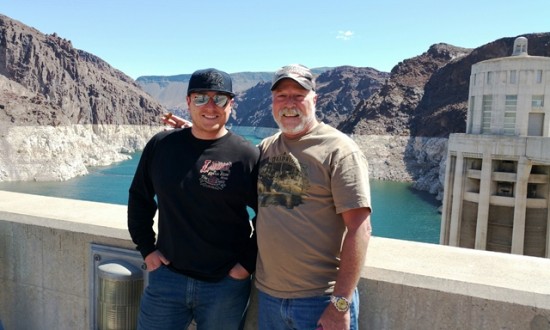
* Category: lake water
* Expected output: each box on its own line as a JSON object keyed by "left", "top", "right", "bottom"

{"left": 0, "top": 135, "right": 442, "bottom": 244}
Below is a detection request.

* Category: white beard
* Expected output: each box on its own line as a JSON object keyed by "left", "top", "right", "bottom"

{"left": 273, "top": 107, "right": 315, "bottom": 136}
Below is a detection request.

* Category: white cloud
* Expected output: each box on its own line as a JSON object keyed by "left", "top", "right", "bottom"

{"left": 336, "top": 30, "right": 354, "bottom": 41}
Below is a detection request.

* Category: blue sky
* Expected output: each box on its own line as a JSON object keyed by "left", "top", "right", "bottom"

{"left": 2, "top": 0, "right": 549, "bottom": 79}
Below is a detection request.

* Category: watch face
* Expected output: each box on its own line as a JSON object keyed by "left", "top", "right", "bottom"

{"left": 332, "top": 296, "right": 350, "bottom": 312}
{"left": 337, "top": 299, "right": 348, "bottom": 309}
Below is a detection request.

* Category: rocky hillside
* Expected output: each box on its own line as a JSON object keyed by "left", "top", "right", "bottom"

{"left": 229, "top": 66, "right": 389, "bottom": 129}
{"left": 341, "top": 33, "right": 550, "bottom": 138}
{"left": 339, "top": 43, "right": 473, "bottom": 136}
{"left": 0, "top": 14, "right": 165, "bottom": 181}
{"left": 0, "top": 14, "right": 163, "bottom": 126}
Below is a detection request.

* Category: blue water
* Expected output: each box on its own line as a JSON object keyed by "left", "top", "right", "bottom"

{"left": 0, "top": 135, "right": 441, "bottom": 244}
{"left": 369, "top": 180, "right": 441, "bottom": 243}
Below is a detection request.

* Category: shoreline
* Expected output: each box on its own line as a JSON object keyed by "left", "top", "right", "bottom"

{"left": 0, "top": 124, "right": 447, "bottom": 201}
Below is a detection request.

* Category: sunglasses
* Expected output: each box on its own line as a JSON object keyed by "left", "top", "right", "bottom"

{"left": 192, "top": 94, "right": 230, "bottom": 107}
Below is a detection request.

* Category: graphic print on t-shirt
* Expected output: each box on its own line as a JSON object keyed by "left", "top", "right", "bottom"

{"left": 258, "top": 152, "right": 309, "bottom": 209}
{"left": 199, "top": 160, "right": 232, "bottom": 190}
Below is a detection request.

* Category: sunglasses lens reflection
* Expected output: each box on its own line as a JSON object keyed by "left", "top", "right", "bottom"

{"left": 193, "top": 94, "right": 229, "bottom": 107}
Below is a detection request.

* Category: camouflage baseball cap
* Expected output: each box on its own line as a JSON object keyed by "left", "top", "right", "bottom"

{"left": 271, "top": 64, "right": 315, "bottom": 91}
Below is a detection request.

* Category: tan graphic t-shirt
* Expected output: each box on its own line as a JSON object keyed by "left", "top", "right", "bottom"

{"left": 255, "top": 123, "right": 372, "bottom": 298}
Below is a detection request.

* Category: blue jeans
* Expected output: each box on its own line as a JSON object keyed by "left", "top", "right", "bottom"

{"left": 137, "top": 265, "right": 251, "bottom": 330}
{"left": 258, "top": 289, "right": 359, "bottom": 330}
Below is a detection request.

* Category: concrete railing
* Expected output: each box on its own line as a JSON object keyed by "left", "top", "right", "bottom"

{"left": 1, "top": 190, "right": 549, "bottom": 330}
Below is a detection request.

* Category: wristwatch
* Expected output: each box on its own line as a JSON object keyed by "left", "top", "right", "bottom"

{"left": 330, "top": 295, "right": 351, "bottom": 312}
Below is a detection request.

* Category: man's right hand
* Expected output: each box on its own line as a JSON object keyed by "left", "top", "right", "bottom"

{"left": 162, "top": 112, "right": 192, "bottom": 128}
{"left": 144, "top": 250, "right": 170, "bottom": 271}
{"left": 228, "top": 262, "right": 250, "bottom": 280}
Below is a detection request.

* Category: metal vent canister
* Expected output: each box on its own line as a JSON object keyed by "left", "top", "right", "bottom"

{"left": 97, "top": 261, "right": 144, "bottom": 330}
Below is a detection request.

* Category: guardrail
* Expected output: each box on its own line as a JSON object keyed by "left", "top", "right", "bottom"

{"left": 0, "top": 190, "right": 549, "bottom": 329}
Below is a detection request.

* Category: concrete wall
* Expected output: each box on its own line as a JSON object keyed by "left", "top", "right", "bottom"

{"left": 1, "top": 190, "right": 549, "bottom": 330}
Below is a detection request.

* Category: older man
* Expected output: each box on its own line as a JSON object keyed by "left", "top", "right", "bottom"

{"left": 255, "top": 64, "right": 372, "bottom": 330}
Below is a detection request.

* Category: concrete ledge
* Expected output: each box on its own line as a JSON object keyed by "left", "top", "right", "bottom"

{"left": 366, "top": 237, "right": 550, "bottom": 309}
{"left": 1, "top": 190, "right": 549, "bottom": 329}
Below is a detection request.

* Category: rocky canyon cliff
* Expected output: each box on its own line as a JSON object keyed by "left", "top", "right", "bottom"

{"left": 0, "top": 14, "right": 166, "bottom": 181}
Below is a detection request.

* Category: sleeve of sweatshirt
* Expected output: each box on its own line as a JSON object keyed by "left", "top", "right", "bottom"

{"left": 239, "top": 214, "right": 258, "bottom": 274}
{"left": 237, "top": 151, "right": 260, "bottom": 274}
{"left": 127, "top": 140, "right": 158, "bottom": 259}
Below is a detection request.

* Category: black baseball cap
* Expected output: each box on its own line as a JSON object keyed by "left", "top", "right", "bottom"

{"left": 187, "top": 68, "right": 235, "bottom": 97}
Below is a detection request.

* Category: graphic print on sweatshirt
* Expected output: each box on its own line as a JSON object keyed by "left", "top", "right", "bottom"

{"left": 258, "top": 152, "right": 309, "bottom": 209}
{"left": 199, "top": 160, "right": 232, "bottom": 190}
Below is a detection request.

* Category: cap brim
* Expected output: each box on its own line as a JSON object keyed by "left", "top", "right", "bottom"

{"left": 187, "top": 88, "right": 235, "bottom": 97}
{"left": 271, "top": 76, "right": 314, "bottom": 91}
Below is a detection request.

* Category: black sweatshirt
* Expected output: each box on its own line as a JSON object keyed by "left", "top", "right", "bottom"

{"left": 128, "top": 128, "right": 259, "bottom": 282}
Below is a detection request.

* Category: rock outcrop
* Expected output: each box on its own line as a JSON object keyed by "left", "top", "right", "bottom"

{"left": 0, "top": 14, "right": 165, "bottom": 181}
{"left": 339, "top": 43, "right": 472, "bottom": 136}
{"left": 0, "top": 123, "right": 159, "bottom": 181}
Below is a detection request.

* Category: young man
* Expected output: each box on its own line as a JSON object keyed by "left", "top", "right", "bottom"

{"left": 255, "top": 64, "right": 373, "bottom": 330}
{"left": 128, "top": 68, "right": 259, "bottom": 330}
